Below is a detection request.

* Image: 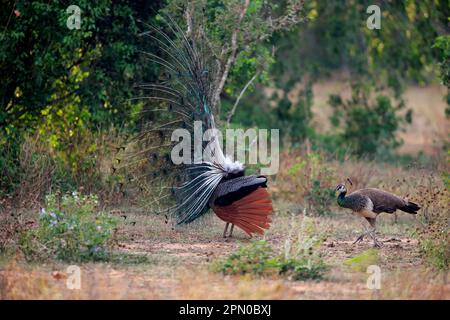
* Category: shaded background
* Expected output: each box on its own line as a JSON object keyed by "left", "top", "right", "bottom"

{"left": 1, "top": 0, "right": 448, "bottom": 198}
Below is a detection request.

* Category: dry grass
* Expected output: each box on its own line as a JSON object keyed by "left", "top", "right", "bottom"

{"left": 1, "top": 195, "right": 448, "bottom": 299}
{"left": 1, "top": 147, "right": 449, "bottom": 299}
{"left": 1, "top": 80, "right": 448, "bottom": 299}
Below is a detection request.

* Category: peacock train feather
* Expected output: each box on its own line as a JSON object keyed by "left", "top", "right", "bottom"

{"left": 114, "top": 15, "right": 272, "bottom": 237}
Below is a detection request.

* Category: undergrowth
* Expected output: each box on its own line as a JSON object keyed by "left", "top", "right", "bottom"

{"left": 213, "top": 217, "right": 328, "bottom": 280}
{"left": 19, "top": 192, "right": 118, "bottom": 262}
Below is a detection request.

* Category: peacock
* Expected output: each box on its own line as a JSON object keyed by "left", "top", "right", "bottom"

{"left": 113, "top": 15, "right": 273, "bottom": 238}
{"left": 335, "top": 182, "right": 420, "bottom": 247}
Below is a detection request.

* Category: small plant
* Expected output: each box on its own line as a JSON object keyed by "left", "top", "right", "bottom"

{"left": 413, "top": 174, "right": 449, "bottom": 272}
{"left": 344, "top": 248, "right": 379, "bottom": 272}
{"left": 213, "top": 218, "right": 327, "bottom": 280}
{"left": 213, "top": 240, "right": 279, "bottom": 276}
{"left": 20, "top": 192, "right": 118, "bottom": 262}
{"left": 279, "top": 216, "right": 328, "bottom": 280}
{"left": 417, "top": 212, "right": 449, "bottom": 271}
{"left": 306, "top": 179, "right": 335, "bottom": 216}
{"left": 285, "top": 152, "right": 336, "bottom": 215}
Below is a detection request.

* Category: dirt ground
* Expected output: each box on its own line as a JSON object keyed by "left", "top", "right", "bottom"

{"left": 1, "top": 82, "right": 448, "bottom": 300}
{"left": 1, "top": 206, "right": 448, "bottom": 300}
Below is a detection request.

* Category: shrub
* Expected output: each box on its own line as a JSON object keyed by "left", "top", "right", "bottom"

{"left": 282, "top": 151, "right": 336, "bottom": 215}
{"left": 0, "top": 137, "right": 22, "bottom": 196}
{"left": 416, "top": 208, "right": 449, "bottom": 271}
{"left": 213, "top": 239, "right": 327, "bottom": 281}
{"left": 213, "top": 218, "right": 327, "bottom": 280}
{"left": 279, "top": 216, "right": 328, "bottom": 280}
{"left": 213, "top": 240, "right": 279, "bottom": 276}
{"left": 306, "top": 179, "right": 336, "bottom": 216}
{"left": 20, "top": 192, "right": 118, "bottom": 262}
{"left": 329, "top": 88, "right": 411, "bottom": 158}
{"left": 0, "top": 130, "right": 123, "bottom": 206}
{"left": 414, "top": 174, "right": 449, "bottom": 271}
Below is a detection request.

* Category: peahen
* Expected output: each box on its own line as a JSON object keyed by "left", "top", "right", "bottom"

{"left": 113, "top": 16, "right": 273, "bottom": 238}
{"left": 335, "top": 183, "right": 420, "bottom": 247}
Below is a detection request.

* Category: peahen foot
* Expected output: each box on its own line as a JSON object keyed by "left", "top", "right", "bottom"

{"left": 370, "top": 235, "right": 383, "bottom": 248}
{"left": 353, "top": 234, "right": 365, "bottom": 244}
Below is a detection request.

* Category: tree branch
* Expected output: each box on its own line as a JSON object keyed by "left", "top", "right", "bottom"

{"left": 226, "top": 73, "right": 258, "bottom": 125}
{"left": 211, "top": 0, "right": 250, "bottom": 109}
{"left": 185, "top": 3, "right": 193, "bottom": 37}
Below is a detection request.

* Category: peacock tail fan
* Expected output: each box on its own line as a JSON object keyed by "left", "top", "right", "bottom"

{"left": 113, "top": 14, "right": 244, "bottom": 227}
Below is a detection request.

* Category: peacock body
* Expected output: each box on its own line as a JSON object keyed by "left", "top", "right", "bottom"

{"left": 114, "top": 16, "right": 272, "bottom": 237}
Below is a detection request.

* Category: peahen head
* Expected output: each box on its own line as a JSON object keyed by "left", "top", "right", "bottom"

{"left": 334, "top": 183, "right": 347, "bottom": 195}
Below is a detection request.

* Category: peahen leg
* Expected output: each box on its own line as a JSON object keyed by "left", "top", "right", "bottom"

{"left": 366, "top": 217, "right": 383, "bottom": 247}
{"left": 223, "top": 222, "right": 229, "bottom": 238}
{"left": 353, "top": 220, "right": 371, "bottom": 244}
{"left": 369, "top": 230, "right": 382, "bottom": 248}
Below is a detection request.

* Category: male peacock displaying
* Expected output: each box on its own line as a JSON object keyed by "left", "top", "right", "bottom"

{"left": 335, "top": 183, "right": 420, "bottom": 247}
{"left": 113, "top": 16, "right": 273, "bottom": 238}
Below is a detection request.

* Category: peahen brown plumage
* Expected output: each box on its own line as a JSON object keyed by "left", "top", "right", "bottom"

{"left": 335, "top": 183, "right": 420, "bottom": 247}
{"left": 113, "top": 15, "right": 272, "bottom": 238}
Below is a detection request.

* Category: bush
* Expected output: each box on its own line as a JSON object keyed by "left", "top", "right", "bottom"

{"left": 213, "top": 218, "right": 327, "bottom": 280}
{"left": 329, "top": 89, "right": 411, "bottom": 158}
{"left": 0, "top": 131, "right": 123, "bottom": 206}
{"left": 213, "top": 240, "right": 279, "bottom": 276}
{"left": 417, "top": 210, "right": 449, "bottom": 271}
{"left": 306, "top": 179, "right": 336, "bottom": 216}
{"left": 282, "top": 151, "right": 336, "bottom": 215}
{"left": 414, "top": 173, "right": 449, "bottom": 271}
{"left": 0, "top": 137, "right": 22, "bottom": 196}
{"left": 213, "top": 239, "right": 327, "bottom": 281}
{"left": 20, "top": 192, "right": 118, "bottom": 262}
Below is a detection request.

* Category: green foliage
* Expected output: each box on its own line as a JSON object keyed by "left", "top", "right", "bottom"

{"left": 285, "top": 152, "right": 336, "bottom": 215}
{"left": 213, "top": 218, "right": 327, "bottom": 280}
{"left": 0, "top": 1, "right": 160, "bottom": 197}
{"left": 213, "top": 240, "right": 326, "bottom": 280}
{"left": 271, "top": 1, "right": 447, "bottom": 93}
{"left": 277, "top": 257, "right": 326, "bottom": 281}
{"left": 329, "top": 90, "right": 410, "bottom": 158}
{"left": 418, "top": 238, "right": 449, "bottom": 271}
{"left": 1, "top": 1, "right": 162, "bottom": 132}
{"left": 213, "top": 240, "right": 278, "bottom": 276}
{"left": 0, "top": 137, "right": 22, "bottom": 195}
{"left": 434, "top": 35, "right": 450, "bottom": 88}
{"left": 344, "top": 248, "right": 379, "bottom": 272}
{"left": 433, "top": 35, "right": 450, "bottom": 117}
{"left": 233, "top": 0, "right": 448, "bottom": 151}
{"left": 416, "top": 203, "right": 449, "bottom": 272}
{"left": 306, "top": 179, "right": 335, "bottom": 216}
{"left": 20, "top": 192, "right": 118, "bottom": 262}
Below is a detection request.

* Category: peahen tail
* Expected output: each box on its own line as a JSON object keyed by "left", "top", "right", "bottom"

{"left": 399, "top": 201, "right": 420, "bottom": 214}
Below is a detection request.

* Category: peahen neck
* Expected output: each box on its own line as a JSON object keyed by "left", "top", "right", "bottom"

{"left": 337, "top": 191, "right": 347, "bottom": 207}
